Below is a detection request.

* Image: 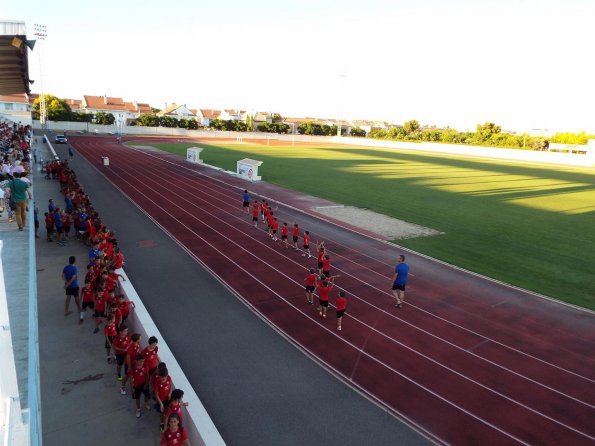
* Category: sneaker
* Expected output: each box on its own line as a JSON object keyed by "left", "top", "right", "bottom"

{"left": 160, "top": 423, "right": 165, "bottom": 432}
{"left": 117, "top": 375, "right": 123, "bottom": 381}
{"left": 145, "top": 403, "right": 151, "bottom": 411}
{"left": 319, "top": 311, "right": 323, "bottom": 317}
{"left": 107, "top": 357, "right": 112, "bottom": 364}
{"left": 120, "top": 387, "right": 127, "bottom": 395}
{"left": 136, "top": 409, "right": 141, "bottom": 418}
{"left": 337, "top": 326, "right": 342, "bottom": 331}
{"left": 93, "top": 327, "right": 99, "bottom": 334}
{"left": 323, "top": 314, "right": 327, "bottom": 319}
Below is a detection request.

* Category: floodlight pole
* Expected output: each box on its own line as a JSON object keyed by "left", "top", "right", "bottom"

{"left": 337, "top": 74, "right": 346, "bottom": 137}
{"left": 33, "top": 24, "right": 47, "bottom": 130}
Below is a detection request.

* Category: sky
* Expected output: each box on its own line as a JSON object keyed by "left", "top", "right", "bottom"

{"left": 2, "top": 0, "right": 594, "bottom": 133}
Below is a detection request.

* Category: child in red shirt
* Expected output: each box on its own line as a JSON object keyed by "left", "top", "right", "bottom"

{"left": 316, "top": 241, "right": 326, "bottom": 275}
{"left": 316, "top": 275, "right": 338, "bottom": 319}
{"left": 143, "top": 336, "right": 160, "bottom": 377}
{"left": 103, "top": 314, "right": 117, "bottom": 363}
{"left": 93, "top": 286, "right": 107, "bottom": 334}
{"left": 270, "top": 218, "right": 279, "bottom": 241}
{"left": 125, "top": 333, "right": 142, "bottom": 373}
{"left": 292, "top": 223, "right": 299, "bottom": 251}
{"left": 322, "top": 255, "right": 332, "bottom": 278}
{"left": 302, "top": 230, "right": 311, "bottom": 258}
{"left": 112, "top": 324, "right": 131, "bottom": 380}
{"left": 153, "top": 366, "right": 173, "bottom": 431}
{"left": 251, "top": 201, "right": 259, "bottom": 227}
{"left": 117, "top": 295, "right": 135, "bottom": 322}
{"left": 160, "top": 413, "right": 189, "bottom": 446}
{"left": 335, "top": 290, "right": 348, "bottom": 331}
{"left": 164, "top": 389, "right": 189, "bottom": 429}
{"left": 122, "top": 354, "right": 150, "bottom": 418}
{"left": 79, "top": 279, "right": 94, "bottom": 324}
{"left": 281, "top": 222, "right": 289, "bottom": 248}
{"left": 304, "top": 268, "right": 318, "bottom": 305}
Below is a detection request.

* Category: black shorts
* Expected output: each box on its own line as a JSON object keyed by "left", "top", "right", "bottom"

{"left": 133, "top": 385, "right": 150, "bottom": 400}
{"left": 305, "top": 285, "right": 315, "bottom": 292}
{"left": 252, "top": 216, "right": 258, "bottom": 222}
{"left": 65, "top": 287, "right": 79, "bottom": 297}
{"left": 292, "top": 236, "right": 298, "bottom": 243}
{"left": 281, "top": 235, "right": 287, "bottom": 240}
{"left": 392, "top": 283, "right": 406, "bottom": 291}
{"left": 242, "top": 201, "right": 249, "bottom": 207}
{"left": 82, "top": 301, "right": 94, "bottom": 310}
{"left": 303, "top": 244, "right": 309, "bottom": 250}
{"left": 105, "top": 335, "right": 114, "bottom": 349}
{"left": 317, "top": 261, "right": 323, "bottom": 269}
{"left": 56, "top": 227, "right": 64, "bottom": 233}
{"left": 336, "top": 310, "right": 345, "bottom": 318}
{"left": 115, "top": 353, "right": 127, "bottom": 366}
{"left": 94, "top": 310, "right": 106, "bottom": 318}
{"left": 156, "top": 398, "right": 170, "bottom": 413}
{"left": 272, "top": 229, "right": 277, "bottom": 234}
{"left": 35, "top": 221, "right": 39, "bottom": 229}
{"left": 322, "top": 270, "right": 330, "bottom": 278}
{"left": 319, "top": 299, "right": 329, "bottom": 307}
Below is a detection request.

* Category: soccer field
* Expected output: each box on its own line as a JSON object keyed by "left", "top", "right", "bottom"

{"left": 140, "top": 140, "right": 595, "bottom": 310}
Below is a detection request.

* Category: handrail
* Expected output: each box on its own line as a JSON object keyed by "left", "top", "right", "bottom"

{"left": 28, "top": 187, "right": 42, "bottom": 446}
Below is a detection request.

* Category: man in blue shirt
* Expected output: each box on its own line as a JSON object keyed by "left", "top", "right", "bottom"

{"left": 62, "top": 256, "right": 81, "bottom": 317}
{"left": 391, "top": 255, "right": 409, "bottom": 308}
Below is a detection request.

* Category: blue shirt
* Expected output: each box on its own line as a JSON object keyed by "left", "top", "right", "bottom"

{"left": 395, "top": 262, "right": 409, "bottom": 286}
{"left": 242, "top": 191, "right": 250, "bottom": 202}
{"left": 54, "top": 211, "right": 62, "bottom": 229}
{"left": 65, "top": 196, "right": 74, "bottom": 211}
{"left": 88, "top": 248, "right": 100, "bottom": 262}
{"left": 62, "top": 264, "right": 78, "bottom": 288}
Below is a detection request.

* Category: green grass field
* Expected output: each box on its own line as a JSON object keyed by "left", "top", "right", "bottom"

{"left": 137, "top": 140, "right": 595, "bottom": 310}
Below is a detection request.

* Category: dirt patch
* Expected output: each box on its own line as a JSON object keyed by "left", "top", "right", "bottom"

{"left": 313, "top": 206, "right": 442, "bottom": 240}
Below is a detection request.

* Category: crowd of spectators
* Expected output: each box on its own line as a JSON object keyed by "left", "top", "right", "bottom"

{"left": 52, "top": 160, "right": 190, "bottom": 445}
{"left": 0, "top": 121, "right": 34, "bottom": 230}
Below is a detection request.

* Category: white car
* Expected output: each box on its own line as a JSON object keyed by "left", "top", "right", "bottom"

{"left": 55, "top": 135, "right": 68, "bottom": 144}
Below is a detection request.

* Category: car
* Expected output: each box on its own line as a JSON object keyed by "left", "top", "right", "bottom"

{"left": 55, "top": 135, "right": 68, "bottom": 144}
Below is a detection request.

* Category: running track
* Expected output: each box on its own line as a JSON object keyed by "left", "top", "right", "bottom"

{"left": 70, "top": 136, "right": 595, "bottom": 445}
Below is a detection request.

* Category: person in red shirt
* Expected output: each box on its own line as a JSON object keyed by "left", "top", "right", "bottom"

{"left": 143, "top": 336, "right": 160, "bottom": 377}
{"left": 292, "top": 223, "right": 299, "bottom": 251}
{"left": 322, "top": 254, "right": 332, "bottom": 278}
{"left": 62, "top": 213, "right": 71, "bottom": 241}
{"left": 260, "top": 199, "right": 268, "bottom": 223}
{"left": 316, "top": 241, "right": 326, "bottom": 275}
{"left": 304, "top": 268, "right": 318, "bottom": 304}
{"left": 164, "top": 389, "right": 189, "bottom": 429}
{"left": 266, "top": 211, "right": 274, "bottom": 238}
{"left": 93, "top": 286, "right": 107, "bottom": 334}
{"left": 125, "top": 333, "right": 142, "bottom": 374}
{"left": 335, "top": 290, "right": 348, "bottom": 331}
{"left": 316, "top": 275, "right": 338, "bottom": 318}
{"left": 153, "top": 366, "right": 174, "bottom": 431}
{"left": 251, "top": 201, "right": 259, "bottom": 227}
{"left": 302, "top": 230, "right": 311, "bottom": 258}
{"left": 112, "top": 324, "right": 132, "bottom": 380}
{"left": 44, "top": 212, "right": 54, "bottom": 241}
{"left": 103, "top": 314, "right": 117, "bottom": 363}
{"left": 113, "top": 247, "right": 125, "bottom": 269}
{"left": 117, "top": 295, "right": 135, "bottom": 322}
{"left": 270, "top": 218, "right": 279, "bottom": 241}
{"left": 79, "top": 279, "right": 94, "bottom": 324}
{"left": 160, "top": 413, "right": 189, "bottom": 446}
{"left": 122, "top": 354, "right": 151, "bottom": 418}
{"left": 108, "top": 301, "right": 123, "bottom": 328}
{"left": 280, "top": 222, "right": 289, "bottom": 248}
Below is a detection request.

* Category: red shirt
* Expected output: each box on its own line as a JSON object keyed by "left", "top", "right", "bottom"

{"left": 306, "top": 273, "right": 317, "bottom": 286}
{"left": 336, "top": 296, "right": 347, "bottom": 311}
{"left": 118, "top": 300, "right": 131, "bottom": 317}
{"left": 303, "top": 234, "right": 310, "bottom": 246}
{"left": 161, "top": 426, "right": 188, "bottom": 446}
{"left": 281, "top": 225, "right": 288, "bottom": 236}
{"left": 114, "top": 252, "right": 124, "bottom": 269}
{"left": 317, "top": 283, "right": 333, "bottom": 301}
{"left": 270, "top": 220, "right": 279, "bottom": 231}
{"left": 317, "top": 249, "right": 325, "bottom": 262}
{"left": 129, "top": 362, "right": 149, "bottom": 388}
{"left": 104, "top": 322, "right": 117, "bottom": 337}
{"left": 143, "top": 346, "right": 159, "bottom": 370}
{"left": 153, "top": 375, "right": 173, "bottom": 401}
{"left": 112, "top": 333, "right": 131, "bottom": 354}
{"left": 322, "top": 258, "right": 331, "bottom": 272}
{"left": 81, "top": 285, "right": 94, "bottom": 303}
{"left": 165, "top": 401, "right": 183, "bottom": 423}
{"left": 112, "top": 307, "right": 123, "bottom": 327}
{"left": 251, "top": 205, "right": 259, "bottom": 217}
{"left": 127, "top": 342, "right": 141, "bottom": 362}
{"left": 94, "top": 293, "right": 106, "bottom": 312}
{"left": 292, "top": 226, "right": 299, "bottom": 237}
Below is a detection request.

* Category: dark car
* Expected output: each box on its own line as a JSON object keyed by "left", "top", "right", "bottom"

{"left": 55, "top": 135, "right": 68, "bottom": 144}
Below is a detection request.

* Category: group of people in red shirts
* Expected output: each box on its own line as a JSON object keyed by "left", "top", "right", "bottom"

{"left": 55, "top": 163, "right": 191, "bottom": 445}
{"left": 248, "top": 196, "right": 348, "bottom": 331}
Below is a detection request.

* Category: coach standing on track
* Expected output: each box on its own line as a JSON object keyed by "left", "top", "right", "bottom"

{"left": 391, "top": 255, "right": 409, "bottom": 308}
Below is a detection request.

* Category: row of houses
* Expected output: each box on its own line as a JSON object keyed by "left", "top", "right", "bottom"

{"left": 0, "top": 93, "right": 395, "bottom": 133}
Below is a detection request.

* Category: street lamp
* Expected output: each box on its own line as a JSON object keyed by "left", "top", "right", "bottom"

{"left": 337, "top": 73, "right": 347, "bottom": 137}
{"left": 33, "top": 24, "right": 47, "bottom": 130}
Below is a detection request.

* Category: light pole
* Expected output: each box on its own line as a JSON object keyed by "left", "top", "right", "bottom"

{"left": 337, "top": 73, "right": 347, "bottom": 137}
{"left": 33, "top": 24, "right": 47, "bottom": 130}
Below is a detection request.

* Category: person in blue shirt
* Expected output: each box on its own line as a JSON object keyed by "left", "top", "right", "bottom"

{"left": 242, "top": 189, "right": 250, "bottom": 213}
{"left": 62, "top": 256, "right": 81, "bottom": 316}
{"left": 64, "top": 193, "right": 74, "bottom": 214}
{"left": 54, "top": 208, "right": 65, "bottom": 246}
{"left": 391, "top": 255, "right": 409, "bottom": 308}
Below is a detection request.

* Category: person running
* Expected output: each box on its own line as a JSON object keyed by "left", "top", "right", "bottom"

{"left": 281, "top": 222, "right": 289, "bottom": 248}
{"left": 242, "top": 189, "right": 250, "bottom": 213}
{"left": 316, "top": 275, "right": 338, "bottom": 319}
{"left": 391, "top": 254, "right": 410, "bottom": 308}
{"left": 304, "top": 268, "right": 318, "bottom": 304}
{"left": 292, "top": 223, "right": 299, "bottom": 251}
{"left": 251, "top": 200, "right": 259, "bottom": 227}
{"left": 335, "top": 290, "right": 348, "bottom": 331}
{"left": 302, "top": 230, "right": 311, "bottom": 258}
{"left": 62, "top": 256, "right": 81, "bottom": 317}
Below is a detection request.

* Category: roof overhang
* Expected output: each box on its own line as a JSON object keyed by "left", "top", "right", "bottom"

{"left": 0, "top": 21, "right": 33, "bottom": 95}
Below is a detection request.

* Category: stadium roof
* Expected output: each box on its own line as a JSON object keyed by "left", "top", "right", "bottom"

{"left": 0, "top": 21, "right": 33, "bottom": 95}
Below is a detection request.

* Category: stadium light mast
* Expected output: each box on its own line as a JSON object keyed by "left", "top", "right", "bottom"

{"left": 337, "top": 73, "right": 347, "bottom": 137}
{"left": 33, "top": 24, "right": 47, "bottom": 129}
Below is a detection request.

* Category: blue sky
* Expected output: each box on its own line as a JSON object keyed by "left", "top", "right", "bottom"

{"left": 2, "top": 0, "right": 594, "bottom": 133}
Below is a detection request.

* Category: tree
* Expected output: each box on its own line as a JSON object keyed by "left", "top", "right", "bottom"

{"left": 95, "top": 111, "right": 115, "bottom": 125}
{"left": 136, "top": 114, "right": 160, "bottom": 127}
{"left": 186, "top": 119, "right": 198, "bottom": 130}
{"left": 350, "top": 127, "right": 366, "bottom": 137}
{"left": 475, "top": 122, "right": 501, "bottom": 143}
{"left": 272, "top": 113, "right": 283, "bottom": 123}
{"left": 403, "top": 119, "right": 420, "bottom": 134}
{"left": 32, "top": 94, "right": 72, "bottom": 121}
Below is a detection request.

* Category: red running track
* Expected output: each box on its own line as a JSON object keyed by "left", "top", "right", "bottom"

{"left": 70, "top": 136, "right": 595, "bottom": 445}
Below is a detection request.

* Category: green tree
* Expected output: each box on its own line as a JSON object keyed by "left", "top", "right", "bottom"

{"left": 475, "top": 122, "right": 501, "bottom": 143}
{"left": 350, "top": 127, "right": 366, "bottom": 137}
{"left": 272, "top": 113, "right": 283, "bottom": 123}
{"left": 136, "top": 114, "right": 160, "bottom": 127}
{"left": 32, "top": 94, "right": 72, "bottom": 121}
{"left": 403, "top": 119, "right": 420, "bottom": 134}
{"left": 186, "top": 119, "right": 198, "bottom": 130}
{"left": 95, "top": 111, "right": 115, "bottom": 125}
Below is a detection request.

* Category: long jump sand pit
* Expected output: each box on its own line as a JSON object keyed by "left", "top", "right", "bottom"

{"left": 313, "top": 206, "right": 442, "bottom": 240}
